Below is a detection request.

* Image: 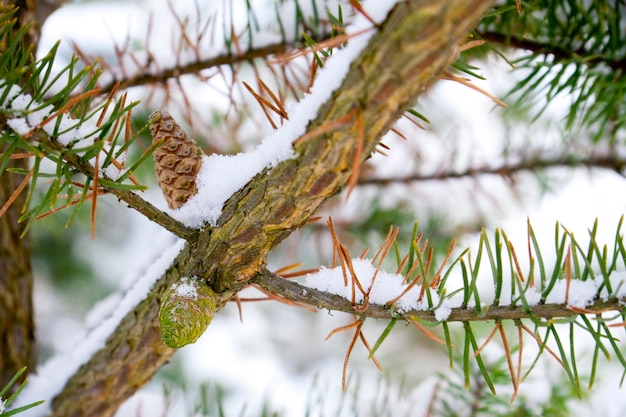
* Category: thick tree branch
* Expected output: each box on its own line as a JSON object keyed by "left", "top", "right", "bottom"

{"left": 35, "top": 0, "right": 68, "bottom": 30}
{"left": 47, "top": 1, "right": 494, "bottom": 416}
{"left": 253, "top": 270, "right": 625, "bottom": 322}
{"left": 0, "top": 137, "right": 35, "bottom": 390}
{"left": 106, "top": 187, "right": 197, "bottom": 240}
{"left": 0, "top": 0, "right": 37, "bottom": 391}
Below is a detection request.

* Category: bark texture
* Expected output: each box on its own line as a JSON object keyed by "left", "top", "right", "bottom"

{"left": 46, "top": 1, "right": 493, "bottom": 415}
{"left": 254, "top": 271, "right": 625, "bottom": 322}
{"left": 0, "top": 0, "right": 39, "bottom": 391}
{"left": 0, "top": 154, "right": 35, "bottom": 390}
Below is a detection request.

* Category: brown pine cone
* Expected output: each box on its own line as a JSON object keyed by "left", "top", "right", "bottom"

{"left": 149, "top": 111, "right": 203, "bottom": 210}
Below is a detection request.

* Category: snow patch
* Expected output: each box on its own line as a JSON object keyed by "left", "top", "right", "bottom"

{"left": 174, "top": 277, "right": 199, "bottom": 298}
{"left": 303, "top": 258, "right": 442, "bottom": 315}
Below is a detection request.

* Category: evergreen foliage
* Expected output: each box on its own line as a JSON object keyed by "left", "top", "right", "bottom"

{"left": 0, "top": 368, "right": 43, "bottom": 417}
{"left": 1, "top": 0, "right": 626, "bottom": 416}
{"left": 477, "top": 0, "right": 626, "bottom": 140}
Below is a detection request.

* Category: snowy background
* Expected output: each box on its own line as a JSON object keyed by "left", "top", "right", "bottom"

{"left": 14, "top": 0, "right": 626, "bottom": 416}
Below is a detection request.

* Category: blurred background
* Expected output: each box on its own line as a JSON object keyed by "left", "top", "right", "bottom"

{"left": 28, "top": 0, "right": 626, "bottom": 415}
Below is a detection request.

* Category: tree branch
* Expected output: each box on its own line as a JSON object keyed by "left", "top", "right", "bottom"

{"left": 253, "top": 270, "right": 624, "bottom": 322}
{"left": 357, "top": 152, "right": 626, "bottom": 186}
{"left": 46, "top": 1, "right": 494, "bottom": 415}
{"left": 478, "top": 30, "right": 626, "bottom": 72}
{"left": 96, "top": 34, "right": 332, "bottom": 96}
{"left": 0, "top": 1, "right": 37, "bottom": 391}
{"left": 25, "top": 129, "right": 197, "bottom": 240}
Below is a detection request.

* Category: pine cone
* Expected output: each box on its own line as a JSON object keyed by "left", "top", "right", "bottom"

{"left": 149, "top": 111, "right": 203, "bottom": 210}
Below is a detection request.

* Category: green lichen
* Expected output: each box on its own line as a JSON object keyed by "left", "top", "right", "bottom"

{"left": 159, "top": 277, "right": 216, "bottom": 348}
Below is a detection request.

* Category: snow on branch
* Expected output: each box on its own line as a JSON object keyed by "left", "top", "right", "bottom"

{"left": 258, "top": 218, "right": 626, "bottom": 322}
{"left": 14, "top": 238, "right": 185, "bottom": 416}
{"left": 254, "top": 218, "right": 626, "bottom": 394}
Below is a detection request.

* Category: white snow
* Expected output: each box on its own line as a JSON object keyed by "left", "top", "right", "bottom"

{"left": 1, "top": 84, "right": 95, "bottom": 147}
{"left": 434, "top": 298, "right": 455, "bottom": 321}
{"left": 303, "top": 258, "right": 443, "bottom": 315}
{"left": 522, "top": 288, "right": 543, "bottom": 306}
{"left": 13, "top": 238, "right": 186, "bottom": 417}
{"left": 84, "top": 292, "right": 123, "bottom": 330}
{"left": 169, "top": 143, "right": 293, "bottom": 228}
{"left": 173, "top": 277, "right": 199, "bottom": 298}
{"left": 544, "top": 279, "right": 600, "bottom": 308}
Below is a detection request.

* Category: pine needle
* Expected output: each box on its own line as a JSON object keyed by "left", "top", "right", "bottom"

{"left": 515, "top": 321, "right": 524, "bottom": 402}
{"left": 458, "top": 39, "right": 485, "bottom": 52}
{"left": 343, "top": 320, "right": 362, "bottom": 390}
{"left": 91, "top": 152, "right": 99, "bottom": 239}
{"left": 520, "top": 323, "right": 566, "bottom": 369}
{"left": 507, "top": 239, "right": 525, "bottom": 283}
{"left": 564, "top": 245, "right": 572, "bottom": 306}
{"left": 407, "top": 317, "right": 447, "bottom": 345}
{"left": 0, "top": 167, "right": 33, "bottom": 217}
{"left": 243, "top": 81, "right": 281, "bottom": 129}
{"left": 35, "top": 188, "right": 106, "bottom": 220}
{"left": 430, "top": 240, "right": 456, "bottom": 288}
{"left": 292, "top": 109, "right": 355, "bottom": 146}
{"left": 251, "top": 285, "right": 317, "bottom": 312}
{"left": 97, "top": 82, "right": 120, "bottom": 127}
{"left": 358, "top": 330, "right": 383, "bottom": 371}
{"left": 441, "top": 71, "right": 508, "bottom": 108}
{"left": 257, "top": 77, "right": 288, "bottom": 120}
{"left": 274, "top": 262, "right": 305, "bottom": 275}
{"left": 348, "top": 0, "right": 379, "bottom": 27}
{"left": 473, "top": 323, "right": 500, "bottom": 358}
{"left": 326, "top": 319, "right": 360, "bottom": 340}
{"left": 498, "top": 323, "right": 519, "bottom": 400}
{"left": 21, "top": 88, "right": 102, "bottom": 140}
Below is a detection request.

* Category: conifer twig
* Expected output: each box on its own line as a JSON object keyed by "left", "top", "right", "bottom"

{"left": 253, "top": 270, "right": 626, "bottom": 323}
{"left": 0, "top": 167, "right": 32, "bottom": 217}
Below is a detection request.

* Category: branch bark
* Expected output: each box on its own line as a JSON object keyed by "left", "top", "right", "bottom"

{"left": 478, "top": 30, "right": 626, "bottom": 72}
{"left": 0, "top": 142, "right": 35, "bottom": 390}
{"left": 357, "top": 152, "right": 626, "bottom": 185}
{"left": 0, "top": 0, "right": 39, "bottom": 391}
{"left": 46, "top": 1, "right": 494, "bottom": 415}
{"left": 96, "top": 35, "right": 332, "bottom": 96}
{"left": 253, "top": 270, "right": 625, "bottom": 322}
